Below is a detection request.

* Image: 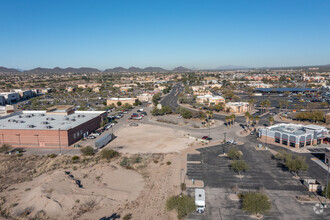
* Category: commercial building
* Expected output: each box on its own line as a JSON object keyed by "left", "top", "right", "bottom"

{"left": 196, "top": 94, "right": 225, "bottom": 106}
{"left": 225, "top": 102, "right": 250, "bottom": 113}
{"left": 259, "top": 123, "right": 328, "bottom": 149}
{"left": 106, "top": 97, "right": 137, "bottom": 106}
{"left": 255, "top": 88, "right": 317, "bottom": 94}
{"left": 0, "top": 92, "right": 20, "bottom": 104}
{"left": 137, "top": 93, "right": 154, "bottom": 102}
{"left": 0, "top": 106, "right": 106, "bottom": 147}
{"left": 77, "top": 83, "right": 102, "bottom": 89}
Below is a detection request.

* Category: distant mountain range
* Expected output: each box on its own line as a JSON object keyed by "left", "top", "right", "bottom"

{"left": 0, "top": 66, "right": 193, "bottom": 74}
{"left": 1, "top": 63, "right": 330, "bottom": 74}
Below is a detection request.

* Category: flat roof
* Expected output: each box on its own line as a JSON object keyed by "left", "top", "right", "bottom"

{"left": 267, "top": 123, "right": 326, "bottom": 136}
{"left": 255, "top": 88, "right": 317, "bottom": 92}
{"left": 0, "top": 110, "right": 105, "bottom": 131}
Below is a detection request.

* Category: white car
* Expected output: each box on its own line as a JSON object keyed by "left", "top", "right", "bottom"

{"left": 177, "top": 115, "right": 183, "bottom": 119}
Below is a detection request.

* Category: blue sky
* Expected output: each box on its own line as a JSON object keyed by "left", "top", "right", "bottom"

{"left": 0, "top": 0, "right": 330, "bottom": 70}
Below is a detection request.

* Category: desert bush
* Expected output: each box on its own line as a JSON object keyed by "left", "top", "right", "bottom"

{"left": 123, "top": 213, "right": 132, "bottom": 220}
{"left": 80, "top": 146, "right": 94, "bottom": 156}
{"left": 120, "top": 157, "right": 130, "bottom": 167}
{"left": 0, "top": 144, "right": 11, "bottom": 153}
{"left": 100, "top": 149, "right": 119, "bottom": 160}
{"left": 181, "top": 183, "right": 186, "bottom": 191}
{"left": 166, "top": 161, "right": 171, "bottom": 165}
{"left": 72, "top": 156, "right": 80, "bottom": 161}
{"left": 47, "top": 154, "right": 57, "bottom": 158}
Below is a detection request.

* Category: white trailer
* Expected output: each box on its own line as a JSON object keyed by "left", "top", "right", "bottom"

{"left": 94, "top": 133, "right": 113, "bottom": 149}
{"left": 195, "top": 188, "right": 205, "bottom": 213}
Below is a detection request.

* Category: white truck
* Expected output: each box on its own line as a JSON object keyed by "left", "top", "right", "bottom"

{"left": 195, "top": 188, "right": 205, "bottom": 213}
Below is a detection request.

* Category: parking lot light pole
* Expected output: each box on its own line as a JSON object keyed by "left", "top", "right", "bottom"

{"left": 325, "top": 152, "right": 330, "bottom": 208}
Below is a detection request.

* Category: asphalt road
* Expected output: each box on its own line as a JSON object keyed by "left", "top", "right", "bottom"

{"left": 161, "top": 83, "right": 273, "bottom": 126}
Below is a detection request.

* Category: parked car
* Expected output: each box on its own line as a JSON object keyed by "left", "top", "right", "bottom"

{"left": 250, "top": 132, "right": 255, "bottom": 135}
{"left": 129, "top": 122, "right": 139, "bottom": 126}
{"left": 177, "top": 115, "right": 183, "bottom": 119}
{"left": 227, "top": 139, "right": 237, "bottom": 144}
{"left": 202, "top": 136, "right": 212, "bottom": 140}
{"left": 87, "top": 135, "right": 96, "bottom": 139}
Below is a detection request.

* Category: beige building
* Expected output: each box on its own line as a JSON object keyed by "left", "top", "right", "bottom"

{"left": 78, "top": 83, "right": 102, "bottom": 89}
{"left": 196, "top": 95, "right": 225, "bottom": 106}
{"left": 106, "top": 98, "right": 137, "bottom": 106}
{"left": 137, "top": 93, "right": 154, "bottom": 102}
{"left": 225, "top": 102, "right": 249, "bottom": 113}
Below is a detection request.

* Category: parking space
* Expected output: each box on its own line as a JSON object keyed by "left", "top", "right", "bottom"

{"left": 186, "top": 141, "right": 330, "bottom": 219}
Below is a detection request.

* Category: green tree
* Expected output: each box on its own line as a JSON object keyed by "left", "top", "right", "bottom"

{"left": 242, "top": 192, "right": 271, "bottom": 216}
{"left": 117, "top": 101, "right": 122, "bottom": 106}
{"left": 230, "top": 160, "right": 249, "bottom": 175}
{"left": 166, "top": 195, "right": 196, "bottom": 219}
{"left": 162, "top": 105, "right": 173, "bottom": 114}
{"left": 227, "top": 147, "right": 242, "bottom": 160}
{"left": 285, "top": 156, "right": 308, "bottom": 176}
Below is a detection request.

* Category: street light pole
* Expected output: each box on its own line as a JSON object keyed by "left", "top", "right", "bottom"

{"left": 180, "top": 168, "right": 184, "bottom": 196}
{"left": 325, "top": 152, "right": 330, "bottom": 208}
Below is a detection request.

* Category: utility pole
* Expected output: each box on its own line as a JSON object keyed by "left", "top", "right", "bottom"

{"left": 224, "top": 133, "right": 226, "bottom": 143}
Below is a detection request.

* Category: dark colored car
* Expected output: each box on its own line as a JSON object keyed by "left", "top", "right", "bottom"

{"left": 202, "top": 136, "right": 212, "bottom": 140}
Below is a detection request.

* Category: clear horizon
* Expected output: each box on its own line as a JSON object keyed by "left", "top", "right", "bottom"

{"left": 1, "top": 0, "right": 330, "bottom": 70}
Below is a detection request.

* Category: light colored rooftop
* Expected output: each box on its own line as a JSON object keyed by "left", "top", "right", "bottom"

{"left": 267, "top": 123, "right": 327, "bottom": 136}
{"left": 108, "top": 97, "right": 136, "bottom": 101}
{"left": 0, "top": 110, "right": 105, "bottom": 131}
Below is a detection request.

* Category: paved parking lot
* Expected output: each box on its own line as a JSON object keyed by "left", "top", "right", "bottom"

{"left": 186, "top": 142, "right": 330, "bottom": 219}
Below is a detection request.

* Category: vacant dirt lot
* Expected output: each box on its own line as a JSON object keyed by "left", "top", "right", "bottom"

{"left": 109, "top": 123, "right": 195, "bottom": 154}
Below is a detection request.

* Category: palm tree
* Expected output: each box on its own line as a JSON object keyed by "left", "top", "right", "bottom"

{"left": 231, "top": 114, "right": 236, "bottom": 126}
{"left": 206, "top": 110, "right": 213, "bottom": 136}
{"left": 245, "top": 111, "right": 251, "bottom": 129}
{"left": 254, "top": 115, "right": 260, "bottom": 126}
{"left": 260, "top": 100, "right": 265, "bottom": 113}
{"left": 265, "top": 100, "right": 271, "bottom": 113}
{"left": 225, "top": 116, "right": 230, "bottom": 128}
{"left": 248, "top": 99, "right": 255, "bottom": 111}
{"left": 249, "top": 115, "right": 254, "bottom": 130}
{"left": 269, "top": 116, "right": 274, "bottom": 126}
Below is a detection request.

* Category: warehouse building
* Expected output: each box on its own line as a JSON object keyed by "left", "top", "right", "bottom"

{"left": 259, "top": 123, "right": 328, "bottom": 149}
{"left": 0, "top": 106, "right": 106, "bottom": 148}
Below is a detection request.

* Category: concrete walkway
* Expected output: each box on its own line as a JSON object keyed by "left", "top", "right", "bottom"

{"left": 311, "top": 158, "right": 330, "bottom": 173}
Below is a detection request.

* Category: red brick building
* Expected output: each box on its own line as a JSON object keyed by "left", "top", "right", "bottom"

{"left": 0, "top": 106, "right": 106, "bottom": 148}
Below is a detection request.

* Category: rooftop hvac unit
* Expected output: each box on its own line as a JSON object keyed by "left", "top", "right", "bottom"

{"left": 46, "top": 117, "right": 55, "bottom": 121}
{"left": 45, "top": 125, "right": 53, "bottom": 129}
{"left": 16, "top": 120, "right": 25, "bottom": 123}
{"left": 39, "top": 114, "right": 45, "bottom": 116}
{"left": 28, "top": 125, "right": 35, "bottom": 128}
{"left": 41, "top": 121, "right": 49, "bottom": 124}
{"left": 71, "top": 119, "right": 76, "bottom": 121}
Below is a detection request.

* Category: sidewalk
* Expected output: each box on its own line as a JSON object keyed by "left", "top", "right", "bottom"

{"left": 311, "top": 158, "right": 330, "bottom": 173}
